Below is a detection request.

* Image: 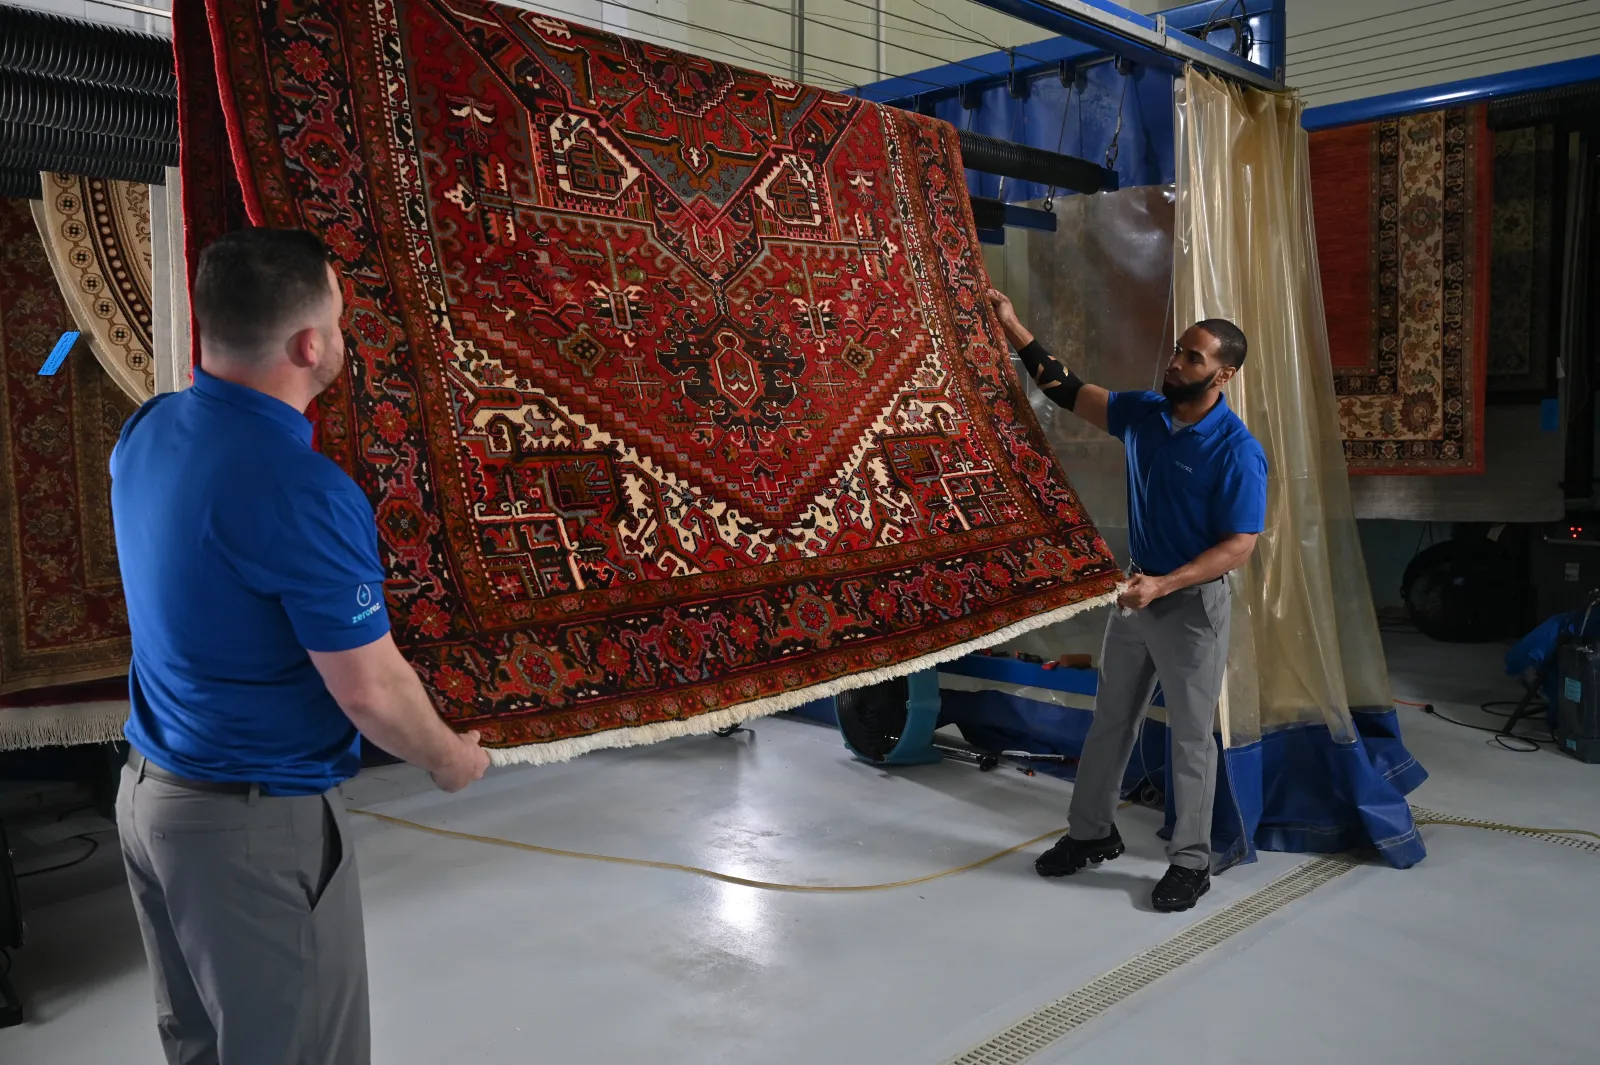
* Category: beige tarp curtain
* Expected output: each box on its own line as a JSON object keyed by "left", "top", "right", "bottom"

{"left": 1173, "top": 68, "right": 1391, "bottom": 747}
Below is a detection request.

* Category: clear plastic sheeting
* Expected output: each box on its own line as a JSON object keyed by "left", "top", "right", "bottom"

{"left": 982, "top": 188, "right": 1174, "bottom": 662}
{"left": 1173, "top": 69, "right": 1392, "bottom": 746}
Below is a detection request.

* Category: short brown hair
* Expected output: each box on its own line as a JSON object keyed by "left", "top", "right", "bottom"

{"left": 193, "top": 228, "right": 332, "bottom": 357}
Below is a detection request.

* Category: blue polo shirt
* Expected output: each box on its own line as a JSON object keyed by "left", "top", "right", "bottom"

{"left": 110, "top": 369, "right": 391, "bottom": 795}
{"left": 1107, "top": 390, "right": 1268, "bottom": 576}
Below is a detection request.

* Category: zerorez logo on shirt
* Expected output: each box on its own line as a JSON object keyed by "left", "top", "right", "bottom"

{"left": 351, "top": 584, "right": 382, "bottom": 625}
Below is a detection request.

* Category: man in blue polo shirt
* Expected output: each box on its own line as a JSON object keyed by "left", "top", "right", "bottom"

{"left": 112, "top": 228, "right": 489, "bottom": 1065}
{"left": 988, "top": 289, "right": 1267, "bottom": 913}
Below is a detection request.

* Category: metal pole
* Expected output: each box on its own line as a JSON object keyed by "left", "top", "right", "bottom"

{"left": 875, "top": 0, "right": 886, "bottom": 81}
{"left": 792, "top": 0, "right": 805, "bottom": 81}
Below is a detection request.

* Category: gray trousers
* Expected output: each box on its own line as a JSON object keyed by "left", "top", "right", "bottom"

{"left": 116, "top": 762, "right": 370, "bottom": 1065}
{"left": 1068, "top": 581, "right": 1230, "bottom": 871}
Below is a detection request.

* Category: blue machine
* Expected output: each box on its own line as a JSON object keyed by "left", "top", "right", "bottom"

{"left": 831, "top": 668, "right": 945, "bottom": 766}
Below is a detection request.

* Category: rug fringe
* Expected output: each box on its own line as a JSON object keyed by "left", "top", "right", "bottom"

{"left": 487, "top": 590, "right": 1120, "bottom": 768}
{"left": 0, "top": 700, "right": 129, "bottom": 751}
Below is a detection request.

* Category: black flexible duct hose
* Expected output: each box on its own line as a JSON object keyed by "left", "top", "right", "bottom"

{"left": 957, "top": 129, "right": 1116, "bottom": 195}
{"left": 1, "top": 120, "right": 177, "bottom": 168}
{"left": 3, "top": 149, "right": 166, "bottom": 187}
{"left": 0, "top": 166, "right": 43, "bottom": 201}
{"left": 0, "top": 6, "right": 175, "bottom": 96}
{"left": 1489, "top": 82, "right": 1600, "bottom": 129}
{"left": 0, "top": 71, "right": 176, "bottom": 143}
{"left": 970, "top": 195, "right": 1006, "bottom": 232}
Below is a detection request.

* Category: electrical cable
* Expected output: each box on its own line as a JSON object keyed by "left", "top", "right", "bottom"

{"left": 15, "top": 836, "right": 99, "bottom": 878}
{"left": 802, "top": 10, "right": 1010, "bottom": 52}
{"left": 501, "top": 0, "right": 860, "bottom": 89}
{"left": 1398, "top": 697, "right": 1553, "bottom": 753}
{"left": 821, "top": 0, "right": 1056, "bottom": 68}
{"left": 720, "top": 0, "right": 1013, "bottom": 83}
{"left": 1200, "top": 0, "right": 1247, "bottom": 38}
{"left": 1290, "top": 0, "right": 1528, "bottom": 40}
{"left": 1292, "top": 4, "right": 1600, "bottom": 80}
{"left": 904, "top": 0, "right": 1006, "bottom": 52}
{"left": 1290, "top": 0, "right": 1573, "bottom": 60}
{"left": 1199, "top": 0, "right": 1254, "bottom": 57}
{"left": 1297, "top": 27, "right": 1600, "bottom": 94}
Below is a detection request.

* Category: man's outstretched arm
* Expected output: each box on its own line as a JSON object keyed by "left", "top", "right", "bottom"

{"left": 310, "top": 634, "right": 489, "bottom": 792}
{"left": 987, "top": 288, "right": 1111, "bottom": 434}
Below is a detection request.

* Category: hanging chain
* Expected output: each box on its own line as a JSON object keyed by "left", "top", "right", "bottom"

{"left": 1043, "top": 74, "right": 1075, "bottom": 214}
{"left": 1104, "top": 71, "right": 1130, "bottom": 172}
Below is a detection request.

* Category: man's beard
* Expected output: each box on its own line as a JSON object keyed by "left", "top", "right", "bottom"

{"left": 1162, "top": 370, "right": 1217, "bottom": 405}
{"left": 311, "top": 332, "right": 346, "bottom": 393}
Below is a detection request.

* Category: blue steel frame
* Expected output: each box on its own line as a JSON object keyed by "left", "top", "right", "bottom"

{"left": 1303, "top": 53, "right": 1600, "bottom": 131}
{"left": 853, "top": 0, "right": 1285, "bottom": 105}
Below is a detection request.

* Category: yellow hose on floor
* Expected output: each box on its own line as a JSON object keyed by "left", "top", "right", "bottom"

{"left": 1409, "top": 810, "right": 1600, "bottom": 843}
{"left": 348, "top": 804, "right": 1600, "bottom": 894}
{"left": 349, "top": 807, "right": 1080, "bottom": 893}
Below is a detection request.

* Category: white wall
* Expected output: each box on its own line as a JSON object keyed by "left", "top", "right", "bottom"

{"left": 3, "top": 0, "right": 170, "bottom": 35}
{"left": 18, "top": 0, "right": 1599, "bottom": 107}
{"left": 1287, "top": 0, "right": 1600, "bottom": 107}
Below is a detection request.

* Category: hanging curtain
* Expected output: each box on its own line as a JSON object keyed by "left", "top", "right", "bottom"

{"left": 1173, "top": 68, "right": 1426, "bottom": 869}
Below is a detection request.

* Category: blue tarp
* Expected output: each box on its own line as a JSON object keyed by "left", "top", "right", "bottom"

{"left": 934, "top": 657, "right": 1428, "bottom": 870}
{"left": 1504, "top": 608, "right": 1600, "bottom": 725}
{"left": 929, "top": 61, "right": 1176, "bottom": 205}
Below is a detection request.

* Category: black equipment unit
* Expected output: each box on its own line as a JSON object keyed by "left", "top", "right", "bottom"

{"left": 1532, "top": 522, "right": 1600, "bottom": 623}
{"left": 1, "top": 820, "right": 23, "bottom": 1027}
{"left": 1555, "top": 643, "right": 1600, "bottom": 763}
{"left": 1401, "top": 536, "right": 1528, "bottom": 642}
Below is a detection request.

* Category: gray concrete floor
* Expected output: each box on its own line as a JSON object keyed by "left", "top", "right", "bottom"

{"left": 2, "top": 631, "right": 1598, "bottom": 1064}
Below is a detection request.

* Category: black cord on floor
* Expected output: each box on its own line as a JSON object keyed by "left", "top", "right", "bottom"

{"left": 54, "top": 803, "right": 98, "bottom": 823}
{"left": 1417, "top": 702, "right": 1553, "bottom": 753}
{"left": 16, "top": 836, "right": 98, "bottom": 878}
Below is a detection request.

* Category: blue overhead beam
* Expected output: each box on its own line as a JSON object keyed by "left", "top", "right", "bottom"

{"left": 854, "top": 0, "right": 1281, "bottom": 105}
{"left": 1303, "top": 52, "right": 1600, "bottom": 131}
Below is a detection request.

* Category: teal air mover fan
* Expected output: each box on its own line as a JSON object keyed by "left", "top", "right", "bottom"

{"left": 834, "top": 669, "right": 942, "bottom": 766}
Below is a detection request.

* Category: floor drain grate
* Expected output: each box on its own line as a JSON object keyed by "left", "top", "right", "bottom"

{"left": 1410, "top": 807, "right": 1600, "bottom": 856}
{"left": 943, "top": 857, "right": 1354, "bottom": 1065}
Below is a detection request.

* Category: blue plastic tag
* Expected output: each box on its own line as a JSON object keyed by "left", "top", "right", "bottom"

{"left": 1564, "top": 677, "right": 1582, "bottom": 703}
{"left": 38, "top": 331, "right": 78, "bottom": 376}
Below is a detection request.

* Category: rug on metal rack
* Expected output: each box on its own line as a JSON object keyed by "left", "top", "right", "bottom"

{"left": 0, "top": 196, "right": 134, "bottom": 745}
{"left": 32, "top": 172, "right": 157, "bottom": 403}
{"left": 175, "top": 0, "right": 1121, "bottom": 764}
{"left": 1309, "top": 105, "right": 1491, "bottom": 474}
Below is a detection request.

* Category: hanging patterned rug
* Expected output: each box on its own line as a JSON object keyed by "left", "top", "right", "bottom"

{"left": 176, "top": 0, "right": 1120, "bottom": 764}
{"left": 1309, "top": 106, "right": 1491, "bottom": 475}
{"left": 0, "top": 196, "right": 134, "bottom": 746}
{"left": 32, "top": 172, "right": 157, "bottom": 404}
{"left": 1487, "top": 125, "right": 1557, "bottom": 400}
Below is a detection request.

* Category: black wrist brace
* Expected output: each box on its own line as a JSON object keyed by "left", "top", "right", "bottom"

{"left": 1016, "top": 340, "right": 1086, "bottom": 411}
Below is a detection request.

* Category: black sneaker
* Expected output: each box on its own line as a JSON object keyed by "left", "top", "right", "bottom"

{"left": 1034, "top": 826, "right": 1125, "bottom": 877}
{"left": 1151, "top": 864, "right": 1210, "bottom": 912}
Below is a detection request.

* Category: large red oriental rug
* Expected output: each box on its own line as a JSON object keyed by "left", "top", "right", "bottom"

{"left": 0, "top": 196, "right": 134, "bottom": 747}
{"left": 177, "top": 0, "right": 1119, "bottom": 763}
{"left": 1309, "top": 106, "right": 1491, "bottom": 475}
